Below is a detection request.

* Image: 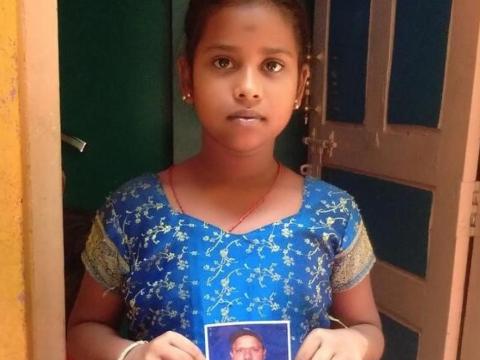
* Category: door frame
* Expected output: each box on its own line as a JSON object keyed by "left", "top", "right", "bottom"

{"left": 18, "top": 0, "right": 65, "bottom": 358}
{"left": 460, "top": 31, "right": 480, "bottom": 356}
{"left": 460, "top": 235, "right": 480, "bottom": 359}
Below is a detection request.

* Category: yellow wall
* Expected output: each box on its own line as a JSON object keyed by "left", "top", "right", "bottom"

{"left": 1, "top": 0, "right": 65, "bottom": 358}
{"left": 0, "top": 0, "right": 29, "bottom": 359}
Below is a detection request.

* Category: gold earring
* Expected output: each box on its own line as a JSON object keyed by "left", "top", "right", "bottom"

{"left": 303, "top": 78, "right": 311, "bottom": 125}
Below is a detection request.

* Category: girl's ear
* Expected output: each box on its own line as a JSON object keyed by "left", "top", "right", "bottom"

{"left": 296, "top": 64, "right": 310, "bottom": 105}
{"left": 177, "top": 56, "right": 194, "bottom": 104}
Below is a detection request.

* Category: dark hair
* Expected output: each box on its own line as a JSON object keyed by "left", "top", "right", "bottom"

{"left": 184, "top": 0, "right": 310, "bottom": 67}
{"left": 229, "top": 327, "right": 264, "bottom": 347}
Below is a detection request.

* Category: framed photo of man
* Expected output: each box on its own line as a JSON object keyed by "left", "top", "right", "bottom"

{"left": 204, "top": 320, "right": 291, "bottom": 360}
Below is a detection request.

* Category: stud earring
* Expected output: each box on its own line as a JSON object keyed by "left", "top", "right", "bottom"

{"left": 182, "top": 93, "right": 192, "bottom": 102}
{"left": 294, "top": 100, "right": 301, "bottom": 110}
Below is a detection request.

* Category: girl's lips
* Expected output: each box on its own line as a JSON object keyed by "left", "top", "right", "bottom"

{"left": 227, "top": 109, "right": 265, "bottom": 122}
{"left": 230, "top": 117, "right": 262, "bottom": 125}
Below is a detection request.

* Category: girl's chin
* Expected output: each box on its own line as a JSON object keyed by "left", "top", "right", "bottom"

{"left": 211, "top": 137, "right": 273, "bottom": 155}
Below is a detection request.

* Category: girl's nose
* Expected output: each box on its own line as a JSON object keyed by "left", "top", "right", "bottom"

{"left": 233, "top": 69, "right": 262, "bottom": 106}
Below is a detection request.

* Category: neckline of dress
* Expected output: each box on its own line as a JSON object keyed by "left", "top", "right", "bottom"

{"left": 168, "top": 162, "right": 282, "bottom": 233}
{"left": 152, "top": 173, "right": 311, "bottom": 237}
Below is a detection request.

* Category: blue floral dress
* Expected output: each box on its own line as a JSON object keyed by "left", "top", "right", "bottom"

{"left": 82, "top": 174, "right": 375, "bottom": 355}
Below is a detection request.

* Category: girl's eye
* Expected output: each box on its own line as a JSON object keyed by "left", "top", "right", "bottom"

{"left": 264, "top": 60, "right": 284, "bottom": 73}
{"left": 213, "top": 57, "right": 233, "bottom": 69}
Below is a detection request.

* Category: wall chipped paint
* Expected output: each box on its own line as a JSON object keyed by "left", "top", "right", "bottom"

{"left": 0, "top": 0, "right": 29, "bottom": 359}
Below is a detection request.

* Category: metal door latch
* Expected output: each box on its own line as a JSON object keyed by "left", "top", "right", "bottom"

{"left": 303, "top": 131, "right": 338, "bottom": 157}
{"left": 300, "top": 131, "right": 338, "bottom": 177}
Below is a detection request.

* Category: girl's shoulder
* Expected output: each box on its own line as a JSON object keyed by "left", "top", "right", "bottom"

{"left": 112, "top": 172, "right": 160, "bottom": 194}
{"left": 302, "top": 176, "right": 360, "bottom": 224}
{"left": 303, "top": 176, "right": 354, "bottom": 203}
{"left": 101, "top": 173, "right": 167, "bottom": 213}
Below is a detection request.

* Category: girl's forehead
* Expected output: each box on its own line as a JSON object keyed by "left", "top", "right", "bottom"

{"left": 197, "top": 3, "right": 298, "bottom": 50}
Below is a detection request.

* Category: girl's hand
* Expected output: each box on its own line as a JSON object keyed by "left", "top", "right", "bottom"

{"left": 127, "top": 331, "right": 206, "bottom": 360}
{"left": 295, "top": 328, "right": 368, "bottom": 360}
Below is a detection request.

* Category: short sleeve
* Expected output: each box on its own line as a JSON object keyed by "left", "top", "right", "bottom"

{"left": 331, "top": 200, "right": 375, "bottom": 292}
{"left": 81, "top": 205, "right": 130, "bottom": 292}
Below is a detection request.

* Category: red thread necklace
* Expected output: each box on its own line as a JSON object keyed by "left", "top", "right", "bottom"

{"left": 168, "top": 162, "right": 281, "bottom": 233}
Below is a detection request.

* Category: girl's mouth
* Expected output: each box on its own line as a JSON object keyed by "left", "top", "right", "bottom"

{"left": 227, "top": 109, "right": 265, "bottom": 123}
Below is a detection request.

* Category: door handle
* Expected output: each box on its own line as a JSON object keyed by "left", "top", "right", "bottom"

{"left": 61, "top": 133, "right": 87, "bottom": 152}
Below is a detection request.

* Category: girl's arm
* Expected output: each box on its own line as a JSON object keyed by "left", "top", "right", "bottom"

{"left": 66, "top": 272, "right": 135, "bottom": 360}
{"left": 330, "top": 275, "right": 384, "bottom": 358}
{"left": 295, "top": 275, "right": 384, "bottom": 360}
{"left": 67, "top": 273, "right": 205, "bottom": 360}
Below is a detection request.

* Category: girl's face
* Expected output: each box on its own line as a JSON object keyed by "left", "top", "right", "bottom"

{"left": 180, "top": 3, "right": 309, "bottom": 155}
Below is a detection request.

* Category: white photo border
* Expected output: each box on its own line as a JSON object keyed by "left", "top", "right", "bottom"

{"left": 204, "top": 320, "right": 291, "bottom": 360}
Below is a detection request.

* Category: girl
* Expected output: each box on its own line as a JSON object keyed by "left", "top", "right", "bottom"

{"left": 67, "top": 1, "right": 384, "bottom": 359}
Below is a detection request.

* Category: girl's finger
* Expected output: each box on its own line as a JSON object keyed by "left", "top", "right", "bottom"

{"left": 311, "top": 347, "right": 335, "bottom": 360}
{"left": 153, "top": 331, "right": 205, "bottom": 360}
{"left": 151, "top": 344, "right": 194, "bottom": 360}
{"left": 295, "top": 343, "right": 319, "bottom": 360}
{"left": 295, "top": 328, "right": 326, "bottom": 360}
{"left": 329, "top": 356, "right": 350, "bottom": 360}
{"left": 330, "top": 355, "right": 361, "bottom": 360}
{"left": 166, "top": 332, "right": 205, "bottom": 360}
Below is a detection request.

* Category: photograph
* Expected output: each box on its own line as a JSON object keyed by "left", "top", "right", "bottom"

{"left": 205, "top": 320, "right": 291, "bottom": 360}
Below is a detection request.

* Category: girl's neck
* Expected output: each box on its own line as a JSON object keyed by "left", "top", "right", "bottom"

{"left": 188, "top": 134, "right": 278, "bottom": 186}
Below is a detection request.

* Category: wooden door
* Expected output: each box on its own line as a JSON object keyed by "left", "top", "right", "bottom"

{"left": 308, "top": 0, "right": 480, "bottom": 358}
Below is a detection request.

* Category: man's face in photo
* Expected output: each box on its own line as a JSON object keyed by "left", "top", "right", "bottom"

{"left": 230, "top": 335, "right": 266, "bottom": 360}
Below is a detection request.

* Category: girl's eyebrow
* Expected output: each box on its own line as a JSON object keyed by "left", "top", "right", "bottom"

{"left": 205, "top": 44, "right": 294, "bottom": 58}
{"left": 205, "top": 44, "right": 238, "bottom": 52}
{"left": 263, "top": 47, "right": 294, "bottom": 58}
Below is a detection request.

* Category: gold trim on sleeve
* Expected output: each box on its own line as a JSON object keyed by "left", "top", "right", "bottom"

{"left": 81, "top": 214, "right": 130, "bottom": 291}
{"left": 332, "top": 221, "right": 375, "bottom": 292}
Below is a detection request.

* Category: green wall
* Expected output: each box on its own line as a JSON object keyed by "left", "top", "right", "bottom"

{"left": 59, "top": 1, "right": 173, "bottom": 210}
